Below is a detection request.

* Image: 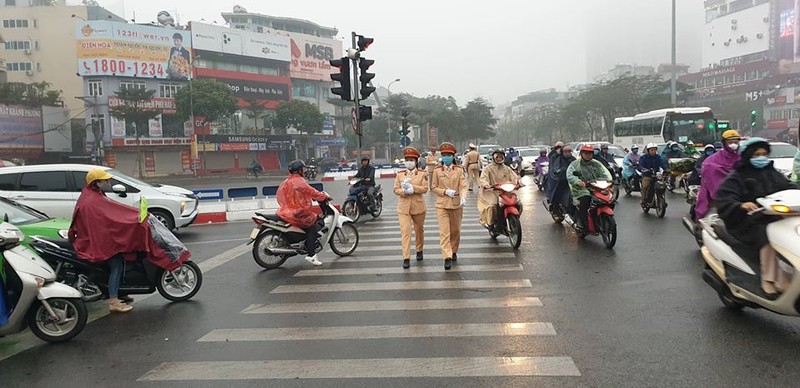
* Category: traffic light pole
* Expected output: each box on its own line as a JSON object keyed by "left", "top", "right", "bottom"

{"left": 351, "top": 31, "right": 362, "bottom": 152}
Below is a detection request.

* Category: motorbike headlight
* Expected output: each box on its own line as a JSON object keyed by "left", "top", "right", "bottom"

{"left": 58, "top": 230, "right": 69, "bottom": 239}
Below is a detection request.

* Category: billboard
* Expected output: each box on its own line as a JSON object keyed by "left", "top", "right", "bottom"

{"left": 0, "top": 104, "right": 43, "bottom": 154}
{"left": 76, "top": 21, "right": 192, "bottom": 80}
{"left": 190, "top": 22, "right": 290, "bottom": 62}
{"left": 288, "top": 34, "right": 342, "bottom": 81}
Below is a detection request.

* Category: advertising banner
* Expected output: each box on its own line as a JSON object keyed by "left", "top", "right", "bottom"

{"left": 315, "top": 137, "right": 347, "bottom": 147}
{"left": 219, "top": 78, "right": 289, "bottom": 101}
{"left": 76, "top": 21, "right": 192, "bottom": 80}
{"left": 203, "top": 134, "right": 294, "bottom": 150}
{"left": 190, "top": 22, "right": 290, "bottom": 62}
{"left": 111, "top": 116, "right": 126, "bottom": 138}
{"left": 288, "top": 34, "right": 342, "bottom": 81}
{"left": 108, "top": 96, "right": 177, "bottom": 114}
{"left": 0, "top": 104, "right": 43, "bottom": 152}
{"left": 148, "top": 115, "right": 163, "bottom": 137}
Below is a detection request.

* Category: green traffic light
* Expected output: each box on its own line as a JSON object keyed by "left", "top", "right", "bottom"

{"left": 751, "top": 110, "right": 758, "bottom": 115}
{"left": 709, "top": 123, "right": 715, "bottom": 130}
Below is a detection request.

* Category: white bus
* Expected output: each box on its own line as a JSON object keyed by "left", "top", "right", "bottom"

{"left": 613, "top": 107, "right": 717, "bottom": 150}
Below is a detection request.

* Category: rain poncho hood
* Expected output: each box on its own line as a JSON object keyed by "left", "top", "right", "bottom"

{"left": 68, "top": 185, "right": 190, "bottom": 271}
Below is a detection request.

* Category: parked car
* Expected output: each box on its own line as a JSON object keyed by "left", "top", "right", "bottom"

{"left": 519, "top": 147, "right": 548, "bottom": 176}
{"left": 768, "top": 142, "right": 799, "bottom": 178}
{"left": 0, "top": 196, "right": 70, "bottom": 247}
{"left": 0, "top": 164, "right": 198, "bottom": 230}
{"left": 574, "top": 142, "right": 627, "bottom": 166}
{"left": 317, "top": 157, "right": 342, "bottom": 172}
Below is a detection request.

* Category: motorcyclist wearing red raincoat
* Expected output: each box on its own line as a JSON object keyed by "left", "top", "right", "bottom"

{"left": 68, "top": 169, "right": 190, "bottom": 313}
{"left": 276, "top": 160, "right": 332, "bottom": 266}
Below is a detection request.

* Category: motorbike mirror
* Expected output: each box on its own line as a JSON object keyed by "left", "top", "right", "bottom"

{"left": 572, "top": 171, "right": 582, "bottom": 177}
{"left": 112, "top": 184, "right": 127, "bottom": 194}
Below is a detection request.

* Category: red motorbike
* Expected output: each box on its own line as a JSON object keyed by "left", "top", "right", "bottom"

{"left": 568, "top": 180, "right": 617, "bottom": 249}
{"left": 486, "top": 182, "right": 524, "bottom": 249}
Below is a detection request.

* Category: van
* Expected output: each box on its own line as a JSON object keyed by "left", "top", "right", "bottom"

{"left": 0, "top": 164, "right": 198, "bottom": 230}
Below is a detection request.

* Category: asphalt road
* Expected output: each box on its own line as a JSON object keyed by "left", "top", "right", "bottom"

{"left": 2, "top": 176, "right": 800, "bottom": 387}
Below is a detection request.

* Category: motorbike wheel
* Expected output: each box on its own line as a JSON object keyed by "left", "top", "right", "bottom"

{"left": 656, "top": 194, "right": 667, "bottom": 218}
{"left": 370, "top": 199, "right": 383, "bottom": 218}
{"left": 507, "top": 215, "right": 522, "bottom": 250}
{"left": 252, "top": 231, "right": 291, "bottom": 270}
{"left": 26, "top": 298, "right": 88, "bottom": 343}
{"left": 600, "top": 214, "right": 617, "bottom": 249}
{"left": 329, "top": 222, "right": 359, "bottom": 256}
{"left": 612, "top": 185, "right": 620, "bottom": 201}
{"left": 342, "top": 200, "right": 361, "bottom": 223}
{"left": 157, "top": 261, "right": 203, "bottom": 302}
{"left": 624, "top": 182, "right": 632, "bottom": 196}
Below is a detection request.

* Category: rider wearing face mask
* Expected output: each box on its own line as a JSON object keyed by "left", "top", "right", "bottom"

{"left": 716, "top": 138, "right": 798, "bottom": 295}
{"left": 393, "top": 147, "right": 429, "bottom": 269}
{"left": 688, "top": 144, "right": 717, "bottom": 186}
{"left": 548, "top": 141, "right": 564, "bottom": 159}
{"left": 545, "top": 144, "right": 577, "bottom": 212}
{"left": 695, "top": 130, "right": 741, "bottom": 219}
{"left": 567, "top": 145, "right": 613, "bottom": 231}
{"left": 478, "top": 148, "right": 520, "bottom": 230}
{"left": 622, "top": 144, "right": 641, "bottom": 185}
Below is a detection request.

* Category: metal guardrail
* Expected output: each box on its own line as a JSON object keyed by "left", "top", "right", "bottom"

{"left": 193, "top": 183, "right": 325, "bottom": 201}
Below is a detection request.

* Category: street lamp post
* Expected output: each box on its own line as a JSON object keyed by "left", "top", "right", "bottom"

{"left": 670, "top": 0, "right": 677, "bottom": 107}
{"left": 189, "top": 55, "right": 202, "bottom": 177}
{"left": 387, "top": 78, "right": 400, "bottom": 161}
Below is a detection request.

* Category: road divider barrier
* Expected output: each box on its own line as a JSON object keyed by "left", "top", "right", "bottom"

{"left": 193, "top": 184, "right": 326, "bottom": 224}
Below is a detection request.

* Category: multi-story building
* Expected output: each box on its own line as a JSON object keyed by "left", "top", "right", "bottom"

{"left": 1, "top": 1, "right": 124, "bottom": 110}
{"left": 594, "top": 64, "right": 656, "bottom": 83}
{"left": 221, "top": 6, "right": 344, "bottom": 158}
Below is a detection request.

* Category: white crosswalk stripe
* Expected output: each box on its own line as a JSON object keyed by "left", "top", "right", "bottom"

{"left": 139, "top": 193, "right": 581, "bottom": 382}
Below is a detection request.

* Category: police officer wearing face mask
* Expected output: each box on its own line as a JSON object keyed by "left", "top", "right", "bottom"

{"left": 431, "top": 142, "right": 467, "bottom": 270}
{"left": 478, "top": 148, "right": 519, "bottom": 231}
{"left": 393, "top": 147, "right": 429, "bottom": 269}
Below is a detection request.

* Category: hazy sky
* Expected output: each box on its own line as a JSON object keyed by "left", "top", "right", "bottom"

{"left": 76, "top": 0, "right": 704, "bottom": 106}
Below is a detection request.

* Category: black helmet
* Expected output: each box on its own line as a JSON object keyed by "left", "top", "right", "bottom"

{"left": 288, "top": 160, "right": 306, "bottom": 174}
{"left": 360, "top": 156, "right": 370, "bottom": 162}
{"left": 491, "top": 148, "right": 506, "bottom": 157}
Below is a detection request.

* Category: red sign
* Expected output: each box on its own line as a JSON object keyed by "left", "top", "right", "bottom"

{"left": 766, "top": 96, "right": 788, "bottom": 106}
{"left": 219, "top": 143, "right": 250, "bottom": 151}
{"left": 767, "top": 119, "right": 790, "bottom": 129}
{"left": 144, "top": 151, "right": 156, "bottom": 173}
{"left": 108, "top": 96, "right": 176, "bottom": 114}
{"left": 194, "top": 115, "right": 211, "bottom": 135}
{"left": 105, "top": 152, "right": 117, "bottom": 168}
{"left": 181, "top": 150, "right": 191, "bottom": 171}
{"left": 428, "top": 124, "right": 439, "bottom": 147}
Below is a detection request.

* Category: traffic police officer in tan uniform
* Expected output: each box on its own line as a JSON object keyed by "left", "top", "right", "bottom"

{"left": 465, "top": 143, "right": 481, "bottom": 191}
{"left": 431, "top": 142, "right": 468, "bottom": 270}
{"left": 479, "top": 148, "right": 519, "bottom": 229}
{"left": 425, "top": 146, "right": 439, "bottom": 187}
{"left": 393, "top": 146, "right": 429, "bottom": 269}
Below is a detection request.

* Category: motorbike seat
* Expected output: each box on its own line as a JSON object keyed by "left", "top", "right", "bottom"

{"left": 711, "top": 222, "right": 749, "bottom": 249}
{"left": 35, "top": 237, "right": 74, "bottom": 251}
{"left": 256, "top": 213, "right": 289, "bottom": 224}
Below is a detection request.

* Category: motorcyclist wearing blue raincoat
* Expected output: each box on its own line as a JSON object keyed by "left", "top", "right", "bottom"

{"left": 622, "top": 144, "right": 641, "bottom": 183}
{"left": 545, "top": 144, "right": 576, "bottom": 211}
{"left": 637, "top": 143, "right": 668, "bottom": 207}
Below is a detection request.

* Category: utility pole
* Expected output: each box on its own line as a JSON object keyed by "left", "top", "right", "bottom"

{"left": 671, "top": 0, "right": 677, "bottom": 107}
{"left": 351, "top": 32, "right": 362, "bottom": 152}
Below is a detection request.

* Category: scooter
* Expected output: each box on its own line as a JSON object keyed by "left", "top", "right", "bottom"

{"left": 681, "top": 184, "right": 704, "bottom": 247}
{"left": 606, "top": 161, "right": 622, "bottom": 200}
{"left": 700, "top": 189, "right": 800, "bottom": 314}
{"left": 621, "top": 163, "right": 641, "bottom": 196}
{"left": 29, "top": 237, "right": 203, "bottom": 303}
{"left": 0, "top": 222, "right": 88, "bottom": 343}
{"left": 342, "top": 178, "right": 383, "bottom": 223}
{"left": 249, "top": 200, "right": 360, "bottom": 269}
{"left": 485, "top": 182, "right": 524, "bottom": 249}
{"left": 534, "top": 162, "right": 549, "bottom": 191}
{"left": 563, "top": 180, "right": 618, "bottom": 249}
{"left": 640, "top": 168, "right": 668, "bottom": 218}
{"left": 305, "top": 164, "right": 318, "bottom": 181}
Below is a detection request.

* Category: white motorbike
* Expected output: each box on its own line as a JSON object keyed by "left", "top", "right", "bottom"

{"left": 0, "top": 223, "right": 88, "bottom": 342}
{"left": 248, "top": 200, "right": 359, "bottom": 269}
{"left": 700, "top": 189, "right": 800, "bottom": 314}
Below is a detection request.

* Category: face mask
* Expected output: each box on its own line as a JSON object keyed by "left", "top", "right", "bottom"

{"left": 404, "top": 161, "right": 417, "bottom": 170}
{"left": 562, "top": 152, "right": 572, "bottom": 158}
{"left": 593, "top": 150, "right": 600, "bottom": 156}
{"left": 97, "top": 180, "right": 112, "bottom": 192}
{"left": 750, "top": 156, "right": 770, "bottom": 169}
{"left": 705, "top": 150, "right": 714, "bottom": 156}
{"left": 441, "top": 156, "right": 454, "bottom": 166}
{"left": 728, "top": 143, "right": 739, "bottom": 151}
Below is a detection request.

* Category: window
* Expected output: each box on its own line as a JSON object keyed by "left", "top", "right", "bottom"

{"left": 87, "top": 80, "right": 103, "bottom": 96}
{"left": 119, "top": 80, "right": 146, "bottom": 90}
{"left": 70, "top": 171, "right": 139, "bottom": 193}
{"left": 159, "top": 83, "right": 181, "bottom": 98}
{"left": 5, "top": 62, "right": 32, "bottom": 72}
{"left": 3, "top": 41, "right": 31, "bottom": 50}
{"left": 2, "top": 19, "right": 29, "bottom": 28}
{"left": 19, "top": 172, "right": 68, "bottom": 192}
{"left": 0, "top": 173, "right": 20, "bottom": 191}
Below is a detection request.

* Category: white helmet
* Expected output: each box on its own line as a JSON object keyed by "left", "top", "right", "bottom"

{"left": 646, "top": 142, "right": 658, "bottom": 150}
{"left": 631, "top": 143, "right": 639, "bottom": 149}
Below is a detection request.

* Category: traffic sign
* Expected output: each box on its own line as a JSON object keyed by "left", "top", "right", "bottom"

{"left": 400, "top": 136, "right": 411, "bottom": 147}
{"left": 351, "top": 107, "right": 361, "bottom": 135}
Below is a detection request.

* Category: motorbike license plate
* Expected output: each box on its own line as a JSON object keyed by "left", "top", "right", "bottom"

{"left": 250, "top": 228, "right": 260, "bottom": 239}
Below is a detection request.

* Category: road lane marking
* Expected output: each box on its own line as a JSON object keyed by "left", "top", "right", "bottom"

{"left": 354, "top": 243, "right": 513, "bottom": 252}
{"left": 138, "top": 357, "right": 581, "bottom": 380}
{"left": 185, "top": 238, "right": 249, "bottom": 246}
{"left": 358, "top": 228, "right": 487, "bottom": 237}
{"left": 198, "top": 322, "right": 556, "bottom": 342}
{"left": 333, "top": 252, "right": 518, "bottom": 263}
{"left": 294, "top": 264, "right": 522, "bottom": 277}
{"left": 241, "top": 296, "right": 543, "bottom": 314}
{"left": 361, "top": 235, "right": 492, "bottom": 244}
{"left": 271, "top": 279, "right": 532, "bottom": 293}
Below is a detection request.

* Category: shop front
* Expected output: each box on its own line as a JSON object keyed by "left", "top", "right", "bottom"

{"left": 195, "top": 134, "right": 296, "bottom": 174}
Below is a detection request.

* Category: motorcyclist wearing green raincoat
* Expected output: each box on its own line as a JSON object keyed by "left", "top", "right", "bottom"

{"left": 567, "top": 145, "right": 613, "bottom": 231}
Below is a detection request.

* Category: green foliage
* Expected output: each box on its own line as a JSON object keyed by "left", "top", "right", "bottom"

{"left": 108, "top": 87, "right": 162, "bottom": 130}
{"left": 273, "top": 99, "right": 325, "bottom": 134}
{"left": 461, "top": 97, "right": 497, "bottom": 140}
{"left": 0, "top": 82, "right": 62, "bottom": 107}
{"left": 174, "top": 79, "right": 238, "bottom": 124}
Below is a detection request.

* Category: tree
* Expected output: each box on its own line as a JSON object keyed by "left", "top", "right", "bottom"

{"left": 461, "top": 97, "right": 497, "bottom": 141}
{"left": 109, "top": 87, "right": 163, "bottom": 178}
{"left": 174, "top": 79, "right": 238, "bottom": 128}
{"left": 243, "top": 99, "right": 269, "bottom": 134}
{"left": 273, "top": 100, "right": 325, "bottom": 159}
{"left": 0, "top": 82, "right": 62, "bottom": 107}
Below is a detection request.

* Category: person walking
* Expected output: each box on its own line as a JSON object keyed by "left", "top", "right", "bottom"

{"left": 393, "top": 147, "right": 429, "bottom": 269}
{"left": 431, "top": 142, "right": 467, "bottom": 270}
{"left": 464, "top": 143, "right": 481, "bottom": 191}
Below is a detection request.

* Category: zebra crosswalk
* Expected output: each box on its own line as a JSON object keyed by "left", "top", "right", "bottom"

{"left": 138, "top": 190, "right": 582, "bottom": 383}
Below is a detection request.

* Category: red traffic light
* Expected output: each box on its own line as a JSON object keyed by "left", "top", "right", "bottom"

{"left": 357, "top": 35, "right": 374, "bottom": 51}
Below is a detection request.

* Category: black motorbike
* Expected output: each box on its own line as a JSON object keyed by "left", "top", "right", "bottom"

{"left": 640, "top": 168, "right": 668, "bottom": 218}
{"left": 621, "top": 163, "right": 642, "bottom": 196}
{"left": 305, "top": 164, "right": 318, "bottom": 181}
{"left": 606, "top": 161, "right": 622, "bottom": 200}
{"left": 29, "top": 238, "right": 203, "bottom": 303}
{"left": 342, "top": 178, "right": 383, "bottom": 223}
